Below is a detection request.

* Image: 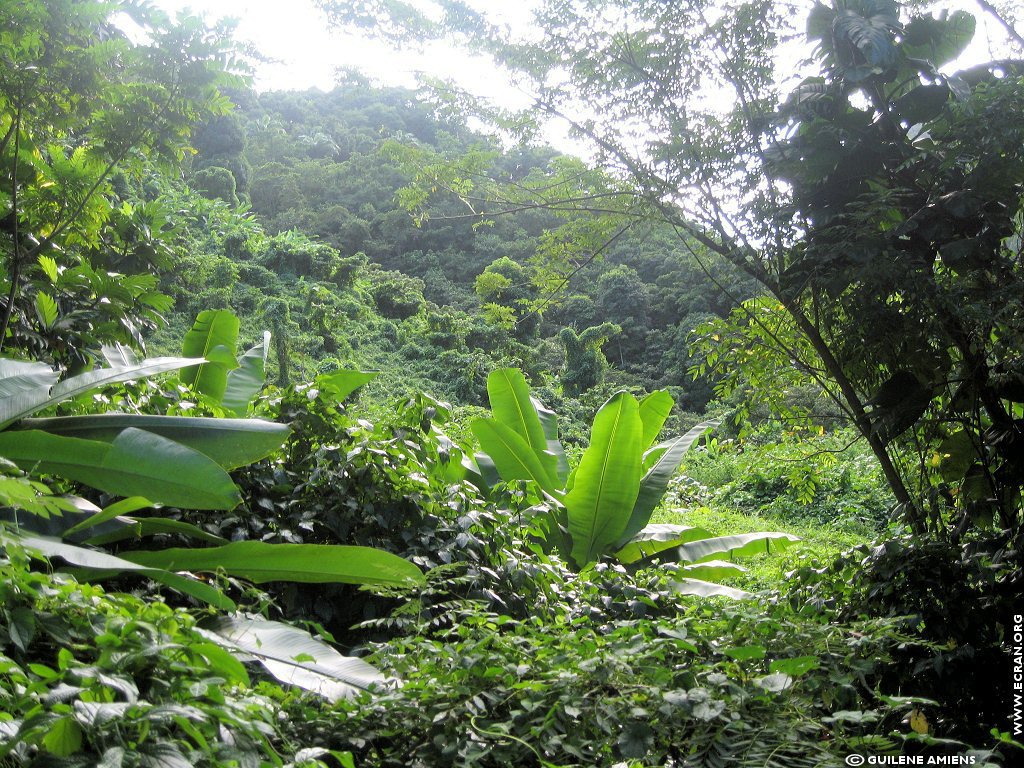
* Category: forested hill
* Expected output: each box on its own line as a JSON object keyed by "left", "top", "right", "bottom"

{"left": 163, "top": 78, "right": 756, "bottom": 411}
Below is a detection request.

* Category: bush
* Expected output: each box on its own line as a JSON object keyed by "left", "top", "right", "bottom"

{"left": 0, "top": 550, "right": 325, "bottom": 766}
{"left": 790, "top": 533, "right": 1021, "bottom": 745}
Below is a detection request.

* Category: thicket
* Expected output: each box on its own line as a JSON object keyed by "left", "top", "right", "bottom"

{"left": 1, "top": 1, "right": 1022, "bottom": 766}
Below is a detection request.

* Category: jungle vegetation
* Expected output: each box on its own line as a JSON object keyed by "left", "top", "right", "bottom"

{"left": 0, "top": 1, "right": 1021, "bottom": 766}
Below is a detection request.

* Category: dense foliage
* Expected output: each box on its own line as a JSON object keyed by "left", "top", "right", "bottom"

{"left": 2, "top": 0, "right": 1022, "bottom": 766}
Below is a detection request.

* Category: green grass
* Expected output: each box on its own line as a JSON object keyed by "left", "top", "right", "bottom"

{"left": 651, "top": 501, "right": 872, "bottom": 591}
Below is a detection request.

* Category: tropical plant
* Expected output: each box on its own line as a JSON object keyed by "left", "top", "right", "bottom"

{"left": 0, "top": 351, "right": 427, "bottom": 700}
{"left": 318, "top": 0, "right": 1024, "bottom": 537}
{"left": 1, "top": 0, "right": 246, "bottom": 367}
{"left": 179, "top": 308, "right": 271, "bottom": 415}
{"left": 471, "top": 368, "right": 797, "bottom": 588}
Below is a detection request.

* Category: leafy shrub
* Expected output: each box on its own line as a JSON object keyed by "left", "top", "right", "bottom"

{"left": 272, "top": 591, "right": 980, "bottom": 768}
{"left": 681, "top": 427, "right": 893, "bottom": 532}
{"left": 790, "top": 533, "right": 1021, "bottom": 745}
{"left": 0, "top": 550, "right": 339, "bottom": 766}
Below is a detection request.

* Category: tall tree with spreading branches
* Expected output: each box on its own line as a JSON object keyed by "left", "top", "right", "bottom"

{"left": 317, "top": 0, "right": 1024, "bottom": 537}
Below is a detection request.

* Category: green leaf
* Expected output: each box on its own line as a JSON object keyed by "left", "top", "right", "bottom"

{"left": 34, "top": 292, "right": 58, "bottom": 329}
{"left": 203, "top": 615, "right": 386, "bottom": 701}
{"left": 769, "top": 656, "right": 820, "bottom": 676}
{"left": 190, "top": 642, "right": 250, "bottom": 686}
{"left": 637, "top": 390, "right": 673, "bottom": 449}
{"left": 5, "top": 532, "right": 234, "bottom": 609}
{"left": 680, "top": 560, "right": 749, "bottom": 581}
{"left": 486, "top": 368, "right": 550, "bottom": 470}
{"left": 671, "top": 578, "right": 752, "bottom": 599}
{"left": 63, "top": 496, "right": 152, "bottom": 537}
{"left": 471, "top": 417, "right": 558, "bottom": 492}
{"left": 936, "top": 430, "right": 978, "bottom": 484}
{"left": 564, "top": 391, "right": 643, "bottom": 567}
{"left": 120, "top": 541, "right": 425, "bottom": 587}
{"left": 42, "top": 717, "right": 82, "bottom": 756}
{"left": 222, "top": 331, "right": 270, "bottom": 415}
{"left": 724, "top": 645, "right": 766, "bottom": 661}
{"left": 894, "top": 84, "right": 950, "bottom": 125}
{"left": 23, "top": 414, "right": 290, "bottom": 469}
{"left": 0, "top": 428, "right": 241, "bottom": 510}
{"left": 180, "top": 309, "right": 240, "bottom": 402}
{"left": 616, "top": 419, "right": 719, "bottom": 547}
{"left": 674, "top": 531, "right": 801, "bottom": 563}
{"left": 316, "top": 368, "right": 379, "bottom": 403}
{"left": 614, "top": 523, "right": 714, "bottom": 564}
{"left": 903, "top": 10, "right": 975, "bottom": 68}
{"left": 38, "top": 255, "right": 59, "bottom": 283}
{"left": 9, "top": 607, "right": 35, "bottom": 652}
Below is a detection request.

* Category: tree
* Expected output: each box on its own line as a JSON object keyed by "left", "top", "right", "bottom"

{"left": 1, "top": 0, "right": 245, "bottom": 367}
{"left": 318, "top": 0, "right": 1024, "bottom": 536}
{"left": 560, "top": 322, "right": 620, "bottom": 396}
{"left": 595, "top": 264, "right": 650, "bottom": 367}
{"left": 473, "top": 255, "right": 541, "bottom": 340}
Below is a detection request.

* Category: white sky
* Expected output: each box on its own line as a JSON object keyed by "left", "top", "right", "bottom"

{"left": 157, "top": 0, "right": 534, "bottom": 106}
{"left": 155, "top": 0, "right": 1012, "bottom": 94}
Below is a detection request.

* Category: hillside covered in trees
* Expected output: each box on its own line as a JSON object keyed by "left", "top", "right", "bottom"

{"left": 1, "top": 1, "right": 1022, "bottom": 766}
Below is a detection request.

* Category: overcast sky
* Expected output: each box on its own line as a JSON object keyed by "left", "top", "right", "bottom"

{"left": 156, "top": 0, "right": 534, "bottom": 107}
{"left": 154, "top": 0, "right": 1012, "bottom": 94}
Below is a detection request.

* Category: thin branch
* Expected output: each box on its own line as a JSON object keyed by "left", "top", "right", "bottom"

{"left": 0, "top": 104, "right": 24, "bottom": 351}
{"left": 974, "top": 0, "right": 1024, "bottom": 49}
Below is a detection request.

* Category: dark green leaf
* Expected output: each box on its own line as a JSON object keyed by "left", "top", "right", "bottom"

{"left": 0, "top": 428, "right": 241, "bottom": 510}
{"left": 22, "top": 414, "right": 290, "bottom": 470}
{"left": 120, "top": 541, "right": 425, "bottom": 587}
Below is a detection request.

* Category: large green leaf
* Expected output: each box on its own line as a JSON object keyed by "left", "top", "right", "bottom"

{"left": 533, "top": 396, "right": 569, "bottom": 485}
{"left": 22, "top": 414, "right": 289, "bottom": 469}
{"left": 903, "top": 10, "right": 975, "bottom": 68}
{"left": 316, "top": 368, "right": 379, "bottom": 403}
{"left": 674, "top": 531, "right": 801, "bottom": 563}
{"left": 614, "top": 523, "right": 714, "bottom": 565}
{"left": 222, "top": 331, "right": 270, "bottom": 416}
{"left": 616, "top": 419, "right": 719, "bottom": 548}
{"left": 471, "top": 417, "right": 558, "bottom": 493}
{"left": 637, "top": 390, "right": 673, "bottom": 449}
{"left": 0, "top": 357, "right": 202, "bottom": 428}
{"left": 486, "top": 368, "right": 548, "bottom": 463}
{"left": 180, "top": 310, "right": 240, "bottom": 402}
{"left": 202, "top": 615, "right": 386, "bottom": 701}
{"left": 4, "top": 533, "right": 234, "bottom": 609}
{"left": 564, "top": 391, "right": 643, "bottom": 567}
{"left": 120, "top": 541, "right": 425, "bottom": 587}
{"left": 679, "top": 560, "right": 749, "bottom": 581}
{"left": 0, "top": 428, "right": 241, "bottom": 510}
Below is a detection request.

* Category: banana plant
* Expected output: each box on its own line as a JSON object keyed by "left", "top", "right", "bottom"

{"left": 0, "top": 352, "right": 423, "bottom": 700}
{"left": 180, "top": 309, "right": 271, "bottom": 416}
{"left": 472, "top": 368, "right": 799, "bottom": 594}
{"left": 0, "top": 355, "right": 423, "bottom": 602}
